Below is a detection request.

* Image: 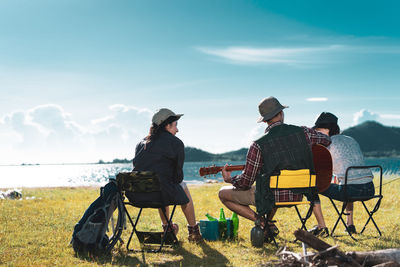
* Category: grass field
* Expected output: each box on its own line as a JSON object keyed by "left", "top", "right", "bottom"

{"left": 1, "top": 176, "right": 400, "bottom": 266}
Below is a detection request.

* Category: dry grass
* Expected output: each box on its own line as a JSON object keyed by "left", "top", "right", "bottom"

{"left": 1, "top": 175, "right": 400, "bottom": 266}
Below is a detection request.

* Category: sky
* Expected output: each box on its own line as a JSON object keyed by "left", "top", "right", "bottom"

{"left": 0, "top": 0, "right": 400, "bottom": 164}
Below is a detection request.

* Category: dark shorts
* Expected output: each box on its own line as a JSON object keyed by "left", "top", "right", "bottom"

{"left": 317, "top": 182, "right": 375, "bottom": 202}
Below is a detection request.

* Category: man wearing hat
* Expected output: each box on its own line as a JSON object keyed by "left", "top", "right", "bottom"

{"left": 219, "top": 97, "right": 332, "bottom": 237}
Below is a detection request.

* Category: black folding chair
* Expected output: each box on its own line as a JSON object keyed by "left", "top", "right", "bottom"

{"left": 116, "top": 171, "right": 179, "bottom": 252}
{"left": 329, "top": 165, "right": 383, "bottom": 240}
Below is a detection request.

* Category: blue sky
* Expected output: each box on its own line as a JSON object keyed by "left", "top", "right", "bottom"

{"left": 1, "top": 0, "right": 399, "bottom": 164}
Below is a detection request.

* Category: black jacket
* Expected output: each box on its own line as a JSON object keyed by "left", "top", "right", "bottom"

{"left": 132, "top": 131, "right": 189, "bottom": 205}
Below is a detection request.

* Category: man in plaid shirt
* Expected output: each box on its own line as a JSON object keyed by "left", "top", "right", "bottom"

{"left": 219, "top": 97, "right": 331, "bottom": 233}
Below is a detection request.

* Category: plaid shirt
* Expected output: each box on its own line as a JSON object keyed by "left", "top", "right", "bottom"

{"left": 231, "top": 122, "right": 331, "bottom": 194}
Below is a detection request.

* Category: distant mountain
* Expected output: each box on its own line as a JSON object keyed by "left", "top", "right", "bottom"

{"left": 99, "top": 147, "right": 248, "bottom": 164}
{"left": 185, "top": 121, "right": 400, "bottom": 161}
{"left": 342, "top": 121, "right": 400, "bottom": 157}
{"left": 103, "top": 121, "right": 399, "bottom": 164}
{"left": 184, "top": 147, "right": 247, "bottom": 162}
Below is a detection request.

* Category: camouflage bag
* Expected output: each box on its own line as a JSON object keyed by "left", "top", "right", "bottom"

{"left": 116, "top": 171, "right": 161, "bottom": 193}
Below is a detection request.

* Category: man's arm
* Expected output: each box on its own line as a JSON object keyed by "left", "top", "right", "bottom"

{"left": 222, "top": 142, "right": 263, "bottom": 190}
{"left": 302, "top": 126, "right": 331, "bottom": 146}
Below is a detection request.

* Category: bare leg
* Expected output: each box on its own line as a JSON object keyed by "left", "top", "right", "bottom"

{"left": 346, "top": 202, "right": 354, "bottom": 225}
{"left": 312, "top": 203, "right": 327, "bottom": 228}
{"left": 219, "top": 187, "right": 258, "bottom": 222}
{"left": 158, "top": 207, "right": 169, "bottom": 225}
{"left": 180, "top": 184, "right": 197, "bottom": 226}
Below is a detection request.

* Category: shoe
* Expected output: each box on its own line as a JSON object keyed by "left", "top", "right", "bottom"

{"left": 308, "top": 226, "right": 329, "bottom": 237}
{"left": 345, "top": 225, "right": 357, "bottom": 235}
{"left": 162, "top": 223, "right": 179, "bottom": 235}
{"left": 187, "top": 223, "right": 203, "bottom": 243}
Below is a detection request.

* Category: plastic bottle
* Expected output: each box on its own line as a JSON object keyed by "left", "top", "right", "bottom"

{"left": 219, "top": 208, "right": 227, "bottom": 239}
{"left": 231, "top": 212, "right": 239, "bottom": 239}
{"left": 205, "top": 213, "right": 218, "bottom": 221}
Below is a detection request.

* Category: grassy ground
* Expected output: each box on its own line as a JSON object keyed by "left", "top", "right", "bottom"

{"left": 1, "top": 176, "right": 400, "bottom": 266}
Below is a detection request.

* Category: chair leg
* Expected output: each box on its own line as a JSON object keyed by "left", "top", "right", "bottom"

{"left": 360, "top": 200, "right": 382, "bottom": 236}
{"left": 329, "top": 199, "right": 357, "bottom": 240}
{"left": 125, "top": 206, "right": 142, "bottom": 251}
{"left": 156, "top": 205, "right": 178, "bottom": 252}
{"left": 294, "top": 204, "right": 313, "bottom": 231}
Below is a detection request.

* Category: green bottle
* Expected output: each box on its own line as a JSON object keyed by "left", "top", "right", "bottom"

{"left": 219, "top": 208, "right": 227, "bottom": 239}
{"left": 205, "top": 213, "right": 218, "bottom": 221}
{"left": 231, "top": 212, "right": 239, "bottom": 239}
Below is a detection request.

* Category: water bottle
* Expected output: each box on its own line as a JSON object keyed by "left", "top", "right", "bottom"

{"left": 205, "top": 213, "right": 218, "bottom": 221}
{"left": 219, "top": 208, "right": 227, "bottom": 239}
{"left": 231, "top": 212, "right": 239, "bottom": 239}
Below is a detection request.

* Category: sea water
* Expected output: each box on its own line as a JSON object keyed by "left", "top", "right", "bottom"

{"left": 0, "top": 159, "right": 398, "bottom": 188}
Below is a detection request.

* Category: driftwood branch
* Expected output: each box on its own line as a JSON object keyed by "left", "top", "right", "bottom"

{"left": 293, "top": 229, "right": 331, "bottom": 251}
{"left": 372, "top": 262, "right": 400, "bottom": 267}
{"left": 294, "top": 229, "right": 362, "bottom": 267}
{"left": 347, "top": 249, "right": 400, "bottom": 267}
{"left": 263, "top": 229, "right": 400, "bottom": 267}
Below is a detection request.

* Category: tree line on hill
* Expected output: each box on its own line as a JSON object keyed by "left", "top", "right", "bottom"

{"left": 99, "top": 121, "right": 400, "bottom": 164}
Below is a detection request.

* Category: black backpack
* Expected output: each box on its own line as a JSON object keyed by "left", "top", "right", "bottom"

{"left": 71, "top": 179, "right": 125, "bottom": 255}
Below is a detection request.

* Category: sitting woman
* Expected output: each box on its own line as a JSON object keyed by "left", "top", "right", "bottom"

{"left": 132, "top": 108, "right": 202, "bottom": 242}
{"left": 311, "top": 112, "right": 375, "bottom": 235}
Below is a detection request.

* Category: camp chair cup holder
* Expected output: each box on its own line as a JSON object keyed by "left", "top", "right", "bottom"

{"left": 329, "top": 165, "right": 383, "bottom": 240}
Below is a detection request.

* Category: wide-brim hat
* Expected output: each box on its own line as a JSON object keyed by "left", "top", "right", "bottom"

{"left": 257, "top": 97, "right": 288, "bottom": 123}
{"left": 152, "top": 108, "right": 183, "bottom": 126}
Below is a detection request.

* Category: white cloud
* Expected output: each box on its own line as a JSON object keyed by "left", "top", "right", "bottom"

{"left": 380, "top": 114, "right": 400, "bottom": 120}
{"left": 197, "top": 44, "right": 400, "bottom": 67}
{"left": 306, "top": 97, "right": 328, "bottom": 102}
{"left": 353, "top": 109, "right": 400, "bottom": 126}
{"left": 353, "top": 109, "right": 379, "bottom": 125}
{"left": 0, "top": 104, "right": 153, "bottom": 164}
{"left": 197, "top": 45, "right": 346, "bottom": 66}
{"left": 245, "top": 124, "right": 266, "bottom": 146}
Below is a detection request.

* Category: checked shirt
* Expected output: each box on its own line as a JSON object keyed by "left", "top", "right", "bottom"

{"left": 231, "top": 122, "right": 331, "bottom": 202}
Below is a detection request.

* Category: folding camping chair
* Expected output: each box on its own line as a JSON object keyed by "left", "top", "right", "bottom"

{"left": 329, "top": 165, "right": 383, "bottom": 240}
{"left": 264, "top": 169, "right": 317, "bottom": 247}
{"left": 116, "top": 171, "right": 179, "bottom": 252}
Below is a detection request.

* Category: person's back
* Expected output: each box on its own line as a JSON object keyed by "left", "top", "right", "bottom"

{"left": 310, "top": 112, "right": 375, "bottom": 235}
{"left": 256, "top": 123, "right": 314, "bottom": 175}
{"left": 133, "top": 131, "right": 184, "bottom": 184}
{"left": 131, "top": 108, "right": 203, "bottom": 242}
{"left": 133, "top": 131, "right": 188, "bottom": 206}
{"left": 329, "top": 135, "right": 373, "bottom": 185}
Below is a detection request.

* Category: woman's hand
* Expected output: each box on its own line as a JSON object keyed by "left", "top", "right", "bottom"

{"left": 221, "top": 164, "right": 232, "bottom": 183}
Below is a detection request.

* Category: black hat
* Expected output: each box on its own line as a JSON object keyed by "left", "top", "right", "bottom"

{"left": 315, "top": 112, "right": 338, "bottom": 126}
